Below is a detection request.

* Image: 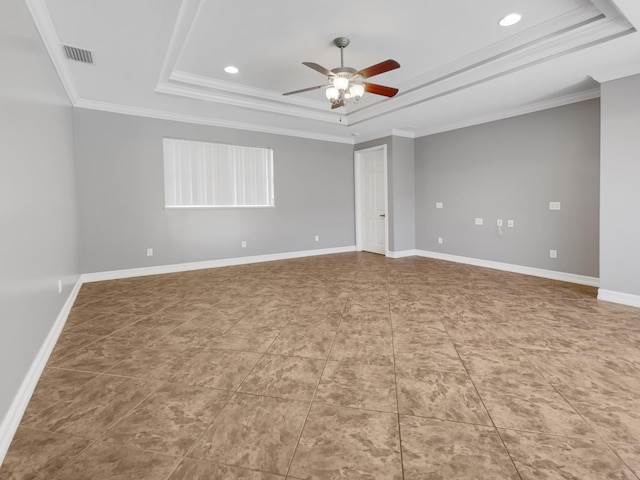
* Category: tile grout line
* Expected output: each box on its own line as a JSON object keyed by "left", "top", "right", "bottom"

{"left": 164, "top": 295, "right": 323, "bottom": 476}
{"left": 10, "top": 254, "right": 640, "bottom": 479}
{"left": 521, "top": 344, "right": 640, "bottom": 478}
{"left": 94, "top": 379, "right": 166, "bottom": 441}
{"left": 149, "top": 298, "right": 264, "bottom": 480}
{"left": 548, "top": 381, "right": 640, "bottom": 480}
{"left": 283, "top": 260, "right": 360, "bottom": 478}
{"left": 386, "top": 260, "right": 407, "bottom": 480}
{"left": 53, "top": 302, "right": 207, "bottom": 365}
{"left": 31, "top": 366, "right": 163, "bottom": 479}
{"left": 169, "top": 302, "right": 286, "bottom": 477}
{"left": 517, "top": 345, "right": 640, "bottom": 472}
{"left": 443, "top": 322, "right": 525, "bottom": 480}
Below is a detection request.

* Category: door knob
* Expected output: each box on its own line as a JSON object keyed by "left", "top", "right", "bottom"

{"left": 379, "top": 214, "right": 386, "bottom": 217}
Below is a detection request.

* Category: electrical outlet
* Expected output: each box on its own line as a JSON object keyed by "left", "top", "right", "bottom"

{"left": 507, "top": 219, "right": 514, "bottom": 228}
{"left": 497, "top": 219, "right": 503, "bottom": 227}
{"left": 436, "top": 202, "right": 443, "bottom": 209}
{"left": 549, "top": 201, "right": 561, "bottom": 210}
{"left": 437, "top": 237, "right": 443, "bottom": 244}
{"left": 314, "top": 235, "right": 319, "bottom": 242}
{"left": 146, "top": 248, "right": 153, "bottom": 257}
{"left": 241, "top": 241, "right": 247, "bottom": 248}
{"left": 57, "top": 279, "right": 62, "bottom": 294}
{"left": 550, "top": 249, "right": 557, "bottom": 259}
{"left": 475, "top": 218, "right": 483, "bottom": 225}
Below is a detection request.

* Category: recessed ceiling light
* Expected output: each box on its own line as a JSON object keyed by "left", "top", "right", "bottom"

{"left": 224, "top": 66, "right": 239, "bottom": 74}
{"left": 499, "top": 13, "right": 522, "bottom": 27}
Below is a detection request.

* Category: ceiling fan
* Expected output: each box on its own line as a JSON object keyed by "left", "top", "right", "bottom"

{"left": 283, "top": 37, "right": 400, "bottom": 109}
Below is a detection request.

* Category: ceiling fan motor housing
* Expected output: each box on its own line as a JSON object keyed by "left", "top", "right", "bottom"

{"left": 331, "top": 67, "right": 357, "bottom": 76}
{"left": 282, "top": 35, "right": 400, "bottom": 107}
{"left": 331, "top": 68, "right": 359, "bottom": 90}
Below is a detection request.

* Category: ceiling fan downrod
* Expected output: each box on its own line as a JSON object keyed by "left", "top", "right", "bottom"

{"left": 282, "top": 36, "right": 400, "bottom": 109}
{"left": 333, "top": 37, "right": 350, "bottom": 68}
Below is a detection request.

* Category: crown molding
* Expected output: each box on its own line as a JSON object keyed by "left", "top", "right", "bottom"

{"left": 169, "top": 70, "right": 329, "bottom": 111}
{"left": 589, "top": 60, "right": 640, "bottom": 82}
{"left": 395, "top": 6, "right": 604, "bottom": 99}
{"left": 414, "top": 87, "right": 600, "bottom": 137}
{"left": 24, "top": 0, "right": 631, "bottom": 145}
{"left": 156, "top": 0, "right": 203, "bottom": 85}
{"left": 156, "top": 80, "right": 339, "bottom": 124}
{"left": 354, "top": 88, "right": 600, "bottom": 144}
{"left": 391, "top": 129, "right": 416, "bottom": 138}
{"left": 73, "top": 99, "right": 355, "bottom": 144}
{"left": 156, "top": 2, "right": 617, "bottom": 128}
{"left": 348, "top": 7, "right": 632, "bottom": 126}
{"left": 24, "top": 0, "right": 80, "bottom": 104}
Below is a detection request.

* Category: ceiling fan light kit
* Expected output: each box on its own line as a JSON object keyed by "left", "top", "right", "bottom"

{"left": 284, "top": 37, "right": 400, "bottom": 110}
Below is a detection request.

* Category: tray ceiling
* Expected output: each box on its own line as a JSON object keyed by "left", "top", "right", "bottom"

{"left": 26, "top": 0, "right": 640, "bottom": 142}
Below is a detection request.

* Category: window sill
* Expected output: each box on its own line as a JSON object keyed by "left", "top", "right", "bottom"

{"left": 164, "top": 205, "right": 275, "bottom": 210}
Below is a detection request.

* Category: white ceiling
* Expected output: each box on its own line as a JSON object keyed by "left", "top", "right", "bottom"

{"left": 26, "top": 0, "right": 640, "bottom": 143}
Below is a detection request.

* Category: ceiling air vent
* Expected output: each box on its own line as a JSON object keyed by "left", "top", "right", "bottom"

{"left": 63, "top": 45, "right": 93, "bottom": 64}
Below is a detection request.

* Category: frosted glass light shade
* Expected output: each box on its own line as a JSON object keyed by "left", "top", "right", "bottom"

{"left": 325, "top": 87, "right": 339, "bottom": 100}
{"left": 349, "top": 84, "right": 365, "bottom": 99}
{"left": 333, "top": 76, "right": 349, "bottom": 90}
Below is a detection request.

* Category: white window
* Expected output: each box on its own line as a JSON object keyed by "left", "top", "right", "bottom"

{"left": 163, "top": 138, "right": 274, "bottom": 208}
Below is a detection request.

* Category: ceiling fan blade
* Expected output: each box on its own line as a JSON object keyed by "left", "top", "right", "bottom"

{"left": 303, "top": 62, "right": 334, "bottom": 77}
{"left": 357, "top": 59, "right": 400, "bottom": 78}
{"left": 283, "top": 85, "right": 326, "bottom": 96}
{"left": 364, "top": 82, "right": 399, "bottom": 97}
{"left": 331, "top": 99, "right": 344, "bottom": 109}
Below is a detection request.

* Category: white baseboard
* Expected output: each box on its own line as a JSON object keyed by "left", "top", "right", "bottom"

{"left": 0, "top": 278, "right": 83, "bottom": 465}
{"left": 413, "top": 250, "right": 600, "bottom": 287}
{"left": 597, "top": 289, "right": 640, "bottom": 308}
{"left": 81, "top": 245, "right": 357, "bottom": 283}
{"left": 387, "top": 249, "right": 419, "bottom": 259}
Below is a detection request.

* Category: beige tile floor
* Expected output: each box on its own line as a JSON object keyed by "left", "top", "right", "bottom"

{"left": 2, "top": 252, "right": 640, "bottom": 479}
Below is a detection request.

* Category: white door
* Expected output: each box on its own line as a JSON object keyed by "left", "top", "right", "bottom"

{"left": 355, "top": 146, "right": 387, "bottom": 255}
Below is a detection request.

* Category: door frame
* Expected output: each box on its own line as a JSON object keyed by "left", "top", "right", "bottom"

{"left": 354, "top": 144, "right": 389, "bottom": 257}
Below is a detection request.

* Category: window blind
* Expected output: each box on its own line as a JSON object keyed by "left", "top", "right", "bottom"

{"left": 163, "top": 138, "right": 274, "bottom": 207}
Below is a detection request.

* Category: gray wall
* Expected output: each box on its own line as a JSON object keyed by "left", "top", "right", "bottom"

{"left": 415, "top": 99, "right": 600, "bottom": 277}
{"left": 600, "top": 74, "right": 640, "bottom": 296}
{"left": 73, "top": 109, "right": 355, "bottom": 273}
{"left": 355, "top": 135, "right": 416, "bottom": 252}
{"left": 390, "top": 136, "right": 416, "bottom": 252}
{"left": 0, "top": 0, "right": 78, "bottom": 435}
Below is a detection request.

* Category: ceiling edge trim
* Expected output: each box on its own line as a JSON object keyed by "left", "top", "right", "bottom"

{"left": 348, "top": 24, "right": 630, "bottom": 128}
{"left": 72, "top": 99, "right": 355, "bottom": 144}
{"left": 390, "top": 129, "right": 416, "bottom": 138}
{"left": 24, "top": 0, "right": 80, "bottom": 104}
{"left": 414, "top": 88, "right": 601, "bottom": 138}
{"left": 160, "top": 4, "right": 608, "bottom": 126}
{"left": 156, "top": 0, "right": 203, "bottom": 85}
{"left": 589, "top": 60, "right": 640, "bottom": 82}
{"left": 391, "top": 9, "right": 606, "bottom": 101}
{"left": 155, "top": 81, "right": 339, "bottom": 124}
{"left": 169, "top": 71, "right": 330, "bottom": 111}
